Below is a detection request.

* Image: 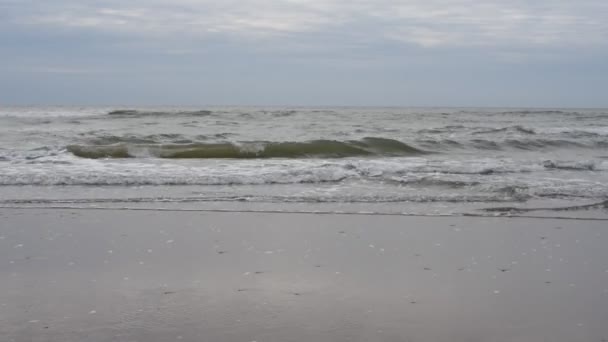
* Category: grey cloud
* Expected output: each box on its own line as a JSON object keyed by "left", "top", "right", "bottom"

{"left": 1, "top": 0, "right": 607, "bottom": 106}
{"left": 8, "top": 0, "right": 608, "bottom": 49}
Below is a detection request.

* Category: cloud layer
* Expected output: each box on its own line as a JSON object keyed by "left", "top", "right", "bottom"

{"left": 11, "top": 0, "right": 608, "bottom": 48}
{"left": 1, "top": 1, "right": 607, "bottom": 106}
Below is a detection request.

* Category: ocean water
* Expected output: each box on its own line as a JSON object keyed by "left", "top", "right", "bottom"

{"left": 1, "top": 106, "right": 607, "bottom": 218}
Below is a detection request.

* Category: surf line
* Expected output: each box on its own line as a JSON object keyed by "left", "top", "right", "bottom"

{"left": 1, "top": 205, "right": 608, "bottom": 221}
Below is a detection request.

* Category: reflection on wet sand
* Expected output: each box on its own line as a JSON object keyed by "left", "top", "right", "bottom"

{"left": 1, "top": 209, "right": 608, "bottom": 342}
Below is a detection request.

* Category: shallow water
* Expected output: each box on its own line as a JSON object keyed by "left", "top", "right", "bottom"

{"left": 1, "top": 106, "right": 607, "bottom": 217}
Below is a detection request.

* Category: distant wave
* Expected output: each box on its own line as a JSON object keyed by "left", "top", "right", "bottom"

{"left": 67, "top": 137, "right": 427, "bottom": 159}
{"left": 107, "top": 109, "right": 213, "bottom": 117}
{"left": 415, "top": 138, "right": 598, "bottom": 151}
{"left": 472, "top": 125, "right": 536, "bottom": 135}
{"left": 262, "top": 110, "right": 298, "bottom": 117}
{"left": 106, "top": 109, "right": 305, "bottom": 118}
{"left": 497, "top": 110, "right": 571, "bottom": 115}
{"left": 417, "top": 125, "right": 467, "bottom": 134}
{"left": 84, "top": 133, "right": 239, "bottom": 145}
{"left": 419, "top": 125, "right": 537, "bottom": 135}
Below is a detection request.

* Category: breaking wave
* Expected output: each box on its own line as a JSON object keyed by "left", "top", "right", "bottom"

{"left": 542, "top": 160, "right": 598, "bottom": 171}
{"left": 481, "top": 200, "right": 608, "bottom": 213}
{"left": 66, "top": 137, "right": 427, "bottom": 159}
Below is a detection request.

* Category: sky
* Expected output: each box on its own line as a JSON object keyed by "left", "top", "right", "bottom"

{"left": 1, "top": 0, "right": 607, "bottom": 107}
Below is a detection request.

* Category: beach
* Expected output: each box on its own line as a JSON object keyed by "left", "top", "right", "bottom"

{"left": 4, "top": 0, "right": 608, "bottom": 340}
{"left": 2, "top": 208, "right": 607, "bottom": 342}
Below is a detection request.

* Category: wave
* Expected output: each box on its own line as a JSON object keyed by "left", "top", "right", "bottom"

{"left": 415, "top": 138, "right": 597, "bottom": 151}
{"left": 481, "top": 200, "right": 608, "bottom": 213}
{"left": 386, "top": 177, "right": 481, "bottom": 188}
{"left": 83, "top": 133, "right": 240, "bottom": 145}
{"left": 417, "top": 125, "right": 466, "bottom": 134}
{"left": 542, "top": 160, "right": 597, "bottom": 171}
{"left": 504, "top": 139, "right": 585, "bottom": 150}
{"left": 107, "top": 109, "right": 213, "bottom": 117}
{"left": 0, "top": 195, "right": 528, "bottom": 205}
{"left": 473, "top": 125, "right": 536, "bottom": 135}
{"left": 83, "top": 134, "right": 608, "bottom": 151}
{"left": 66, "top": 137, "right": 427, "bottom": 159}
{"left": 498, "top": 110, "right": 571, "bottom": 115}
{"left": 264, "top": 110, "right": 297, "bottom": 117}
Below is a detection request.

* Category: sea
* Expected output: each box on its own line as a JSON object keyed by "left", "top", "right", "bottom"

{"left": 1, "top": 106, "right": 607, "bottom": 219}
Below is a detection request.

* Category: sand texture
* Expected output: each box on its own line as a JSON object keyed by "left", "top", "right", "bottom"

{"left": 1, "top": 209, "right": 608, "bottom": 342}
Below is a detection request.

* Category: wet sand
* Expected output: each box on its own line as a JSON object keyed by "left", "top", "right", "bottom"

{"left": 1, "top": 208, "right": 608, "bottom": 342}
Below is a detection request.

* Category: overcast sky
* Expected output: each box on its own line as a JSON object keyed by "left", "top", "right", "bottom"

{"left": 1, "top": 0, "right": 607, "bottom": 107}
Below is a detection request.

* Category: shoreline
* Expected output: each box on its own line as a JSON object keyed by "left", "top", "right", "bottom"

{"left": 2, "top": 204, "right": 608, "bottom": 221}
